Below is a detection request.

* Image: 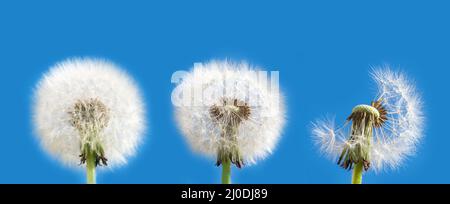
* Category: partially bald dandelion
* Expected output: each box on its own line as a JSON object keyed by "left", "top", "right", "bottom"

{"left": 33, "top": 58, "right": 145, "bottom": 184}
{"left": 312, "top": 67, "right": 424, "bottom": 184}
{"left": 173, "top": 60, "right": 285, "bottom": 184}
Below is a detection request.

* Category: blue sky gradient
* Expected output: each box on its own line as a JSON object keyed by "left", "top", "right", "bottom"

{"left": 0, "top": 0, "right": 449, "bottom": 184}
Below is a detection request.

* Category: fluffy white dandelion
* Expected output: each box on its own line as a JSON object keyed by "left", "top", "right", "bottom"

{"left": 312, "top": 66, "right": 424, "bottom": 184}
{"left": 33, "top": 58, "right": 146, "bottom": 184}
{"left": 173, "top": 60, "right": 285, "bottom": 183}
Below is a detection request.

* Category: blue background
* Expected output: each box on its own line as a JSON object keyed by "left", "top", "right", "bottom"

{"left": 0, "top": 0, "right": 448, "bottom": 184}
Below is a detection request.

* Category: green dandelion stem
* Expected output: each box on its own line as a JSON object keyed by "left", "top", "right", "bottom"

{"left": 352, "top": 162, "right": 364, "bottom": 184}
{"left": 86, "top": 150, "right": 96, "bottom": 184}
{"left": 222, "top": 159, "right": 231, "bottom": 184}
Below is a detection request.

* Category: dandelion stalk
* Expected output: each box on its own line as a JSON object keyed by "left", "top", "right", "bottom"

{"left": 86, "top": 148, "right": 96, "bottom": 184}
{"left": 221, "top": 159, "right": 231, "bottom": 184}
{"left": 352, "top": 162, "right": 364, "bottom": 184}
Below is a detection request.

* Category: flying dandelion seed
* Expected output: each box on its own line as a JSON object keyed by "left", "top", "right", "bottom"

{"left": 173, "top": 60, "right": 285, "bottom": 184}
{"left": 312, "top": 66, "right": 424, "bottom": 184}
{"left": 33, "top": 58, "right": 146, "bottom": 184}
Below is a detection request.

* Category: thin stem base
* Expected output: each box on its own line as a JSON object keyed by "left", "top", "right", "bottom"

{"left": 221, "top": 160, "right": 231, "bottom": 184}
{"left": 86, "top": 150, "right": 96, "bottom": 184}
{"left": 352, "top": 162, "right": 364, "bottom": 184}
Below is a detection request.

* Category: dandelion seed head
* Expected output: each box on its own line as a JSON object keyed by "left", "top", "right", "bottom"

{"left": 175, "top": 60, "right": 285, "bottom": 166}
{"left": 312, "top": 66, "right": 423, "bottom": 172}
{"left": 33, "top": 58, "right": 146, "bottom": 169}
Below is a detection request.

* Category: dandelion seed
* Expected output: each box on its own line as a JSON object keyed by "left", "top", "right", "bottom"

{"left": 173, "top": 60, "right": 285, "bottom": 184}
{"left": 33, "top": 58, "right": 146, "bottom": 184}
{"left": 311, "top": 66, "right": 424, "bottom": 184}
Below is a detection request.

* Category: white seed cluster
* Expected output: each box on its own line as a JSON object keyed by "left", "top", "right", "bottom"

{"left": 175, "top": 60, "right": 286, "bottom": 166}
{"left": 33, "top": 58, "right": 146, "bottom": 168}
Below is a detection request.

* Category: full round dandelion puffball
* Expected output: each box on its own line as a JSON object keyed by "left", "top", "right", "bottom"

{"left": 312, "top": 67, "right": 424, "bottom": 172}
{"left": 33, "top": 58, "right": 146, "bottom": 169}
{"left": 174, "top": 60, "right": 285, "bottom": 167}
